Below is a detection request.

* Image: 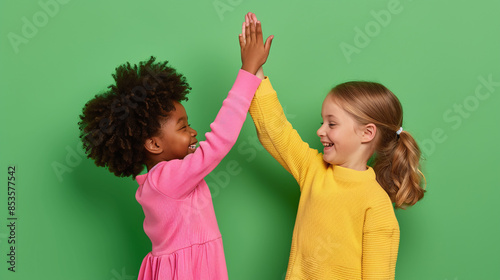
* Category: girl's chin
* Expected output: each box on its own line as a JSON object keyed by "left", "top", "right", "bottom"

{"left": 322, "top": 154, "right": 336, "bottom": 165}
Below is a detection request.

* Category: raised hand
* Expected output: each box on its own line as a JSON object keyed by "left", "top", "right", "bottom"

{"left": 239, "top": 13, "right": 273, "bottom": 75}
{"left": 243, "top": 12, "right": 265, "bottom": 79}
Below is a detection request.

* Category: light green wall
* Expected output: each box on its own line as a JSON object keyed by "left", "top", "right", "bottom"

{"left": 1, "top": 0, "right": 499, "bottom": 279}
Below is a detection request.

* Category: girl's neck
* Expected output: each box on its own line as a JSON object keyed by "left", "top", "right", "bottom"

{"left": 145, "top": 158, "right": 162, "bottom": 172}
{"left": 337, "top": 161, "right": 368, "bottom": 171}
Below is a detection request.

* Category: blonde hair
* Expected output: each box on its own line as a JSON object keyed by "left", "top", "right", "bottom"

{"left": 329, "top": 81, "right": 425, "bottom": 209}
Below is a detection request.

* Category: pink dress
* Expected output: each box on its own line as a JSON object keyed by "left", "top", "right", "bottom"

{"left": 135, "top": 70, "right": 261, "bottom": 280}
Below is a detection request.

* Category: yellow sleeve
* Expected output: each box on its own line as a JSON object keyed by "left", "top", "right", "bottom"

{"left": 361, "top": 203, "right": 400, "bottom": 279}
{"left": 249, "top": 77, "right": 320, "bottom": 188}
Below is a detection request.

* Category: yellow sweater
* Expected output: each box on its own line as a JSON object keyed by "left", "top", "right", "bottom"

{"left": 249, "top": 78, "right": 400, "bottom": 280}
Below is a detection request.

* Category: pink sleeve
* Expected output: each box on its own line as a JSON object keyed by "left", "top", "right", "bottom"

{"left": 147, "top": 69, "right": 262, "bottom": 199}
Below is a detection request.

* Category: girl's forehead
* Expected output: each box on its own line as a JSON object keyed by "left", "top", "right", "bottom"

{"left": 172, "top": 101, "right": 187, "bottom": 115}
{"left": 321, "top": 96, "right": 352, "bottom": 121}
{"left": 321, "top": 96, "right": 341, "bottom": 113}
{"left": 160, "top": 101, "right": 188, "bottom": 125}
{"left": 165, "top": 101, "right": 187, "bottom": 119}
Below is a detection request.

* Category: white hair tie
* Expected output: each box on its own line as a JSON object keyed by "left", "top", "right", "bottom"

{"left": 396, "top": 127, "right": 403, "bottom": 135}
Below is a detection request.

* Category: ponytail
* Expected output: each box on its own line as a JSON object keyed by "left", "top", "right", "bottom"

{"left": 329, "top": 81, "right": 425, "bottom": 209}
{"left": 373, "top": 130, "right": 425, "bottom": 209}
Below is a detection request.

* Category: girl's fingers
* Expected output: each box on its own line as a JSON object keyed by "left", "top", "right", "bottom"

{"left": 250, "top": 21, "right": 256, "bottom": 42}
{"left": 243, "top": 13, "right": 250, "bottom": 44}
{"left": 245, "top": 22, "right": 251, "bottom": 44}
{"left": 264, "top": 35, "right": 274, "bottom": 54}
{"left": 251, "top": 13, "right": 258, "bottom": 23}
{"left": 241, "top": 22, "right": 246, "bottom": 45}
{"left": 256, "top": 21, "right": 263, "bottom": 44}
{"left": 238, "top": 34, "right": 245, "bottom": 49}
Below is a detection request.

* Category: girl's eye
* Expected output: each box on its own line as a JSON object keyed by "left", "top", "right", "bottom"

{"left": 320, "top": 122, "right": 335, "bottom": 127}
{"left": 180, "top": 123, "right": 191, "bottom": 130}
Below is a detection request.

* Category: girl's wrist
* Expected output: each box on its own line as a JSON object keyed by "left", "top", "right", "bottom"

{"left": 241, "top": 65, "right": 258, "bottom": 75}
{"left": 255, "top": 67, "right": 264, "bottom": 79}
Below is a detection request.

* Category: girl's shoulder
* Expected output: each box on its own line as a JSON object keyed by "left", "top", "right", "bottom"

{"left": 137, "top": 160, "right": 178, "bottom": 188}
{"left": 366, "top": 183, "right": 394, "bottom": 209}
{"left": 348, "top": 178, "right": 393, "bottom": 209}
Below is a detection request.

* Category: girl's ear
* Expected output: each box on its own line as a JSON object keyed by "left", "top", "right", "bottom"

{"left": 361, "top": 123, "right": 377, "bottom": 143}
{"left": 144, "top": 137, "right": 163, "bottom": 154}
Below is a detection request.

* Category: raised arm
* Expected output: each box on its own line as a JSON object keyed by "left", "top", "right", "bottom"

{"left": 249, "top": 78, "right": 321, "bottom": 188}
{"left": 149, "top": 18, "right": 272, "bottom": 199}
{"left": 240, "top": 12, "right": 320, "bottom": 187}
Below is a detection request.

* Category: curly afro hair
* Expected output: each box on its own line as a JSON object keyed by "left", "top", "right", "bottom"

{"left": 78, "top": 56, "right": 191, "bottom": 178}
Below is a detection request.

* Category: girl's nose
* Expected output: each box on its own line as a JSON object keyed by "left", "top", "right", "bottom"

{"left": 190, "top": 127, "right": 197, "bottom": 137}
{"left": 317, "top": 124, "right": 325, "bottom": 137}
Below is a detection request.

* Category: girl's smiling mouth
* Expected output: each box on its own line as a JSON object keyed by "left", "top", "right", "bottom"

{"left": 188, "top": 142, "right": 198, "bottom": 152}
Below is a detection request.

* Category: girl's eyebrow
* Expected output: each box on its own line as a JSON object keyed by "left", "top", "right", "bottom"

{"left": 176, "top": 116, "right": 187, "bottom": 124}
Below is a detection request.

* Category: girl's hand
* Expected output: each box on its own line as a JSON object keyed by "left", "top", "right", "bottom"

{"left": 242, "top": 12, "right": 265, "bottom": 79}
{"left": 239, "top": 14, "right": 273, "bottom": 75}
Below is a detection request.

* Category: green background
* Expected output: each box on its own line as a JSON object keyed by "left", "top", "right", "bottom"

{"left": 1, "top": 0, "right": 499, "bottom": 279}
